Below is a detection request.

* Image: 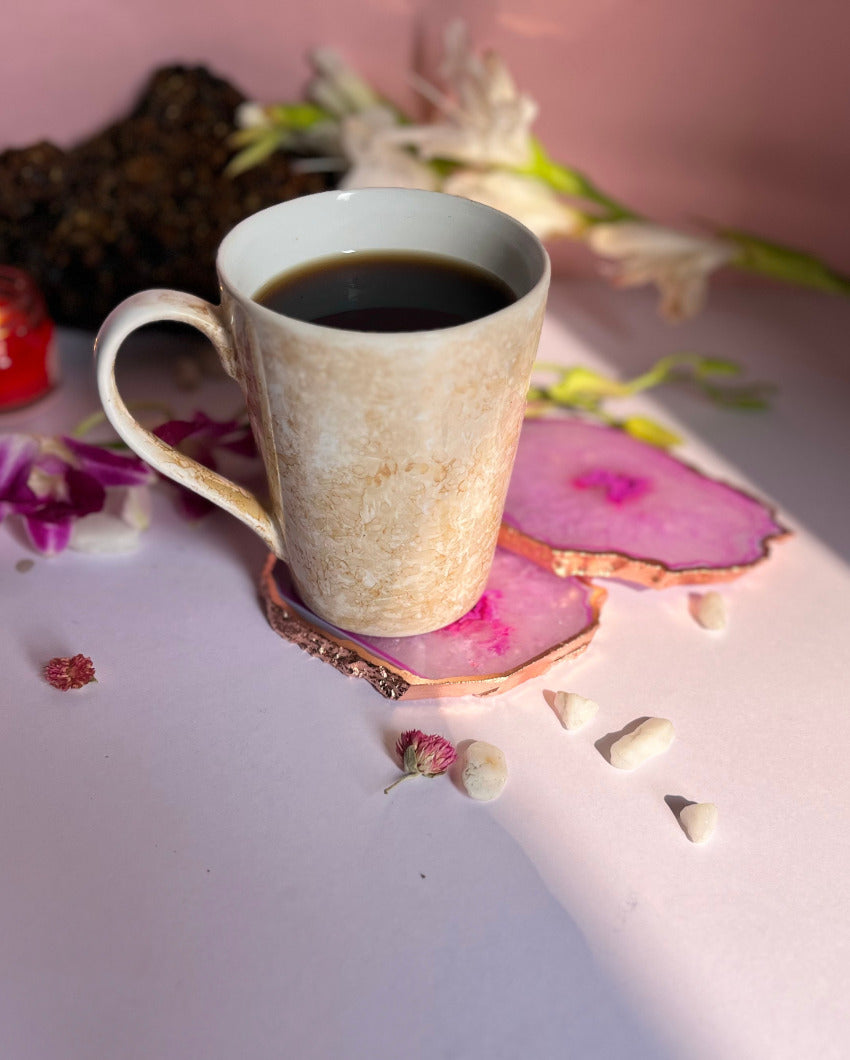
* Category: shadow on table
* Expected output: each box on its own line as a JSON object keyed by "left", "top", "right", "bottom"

{"left": 1, "top": 674, "right": 678, "bottom": 1060}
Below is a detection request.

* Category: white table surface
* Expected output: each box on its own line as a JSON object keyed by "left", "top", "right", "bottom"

{"left": 1, "top": 279, "right": 849, "bottom": 1060}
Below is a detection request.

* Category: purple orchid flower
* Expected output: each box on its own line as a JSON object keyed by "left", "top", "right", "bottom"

{"left": 153, "top": 411, "right": 257, "bottom": 519}
{"left": 0, "top": 433, "right": 153, "bottom": 555}
{"left": 0, "top": 434, "right": 38, "bottom": 522}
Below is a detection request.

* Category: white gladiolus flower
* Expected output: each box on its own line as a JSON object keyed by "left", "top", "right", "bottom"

{"left": 390, "top": 22, "right": 537, "bottom": 169}
{"left": 587, "top": 222, "right": 736, "bottom": 321}
{"left": 338, "top": 107, "right": 439, "bottom": 191}
{"left": 307, "top": 48, "right": 382, "bottom": 118}
{"left": 443, "top": 169, "right": 583, "bottom": 241}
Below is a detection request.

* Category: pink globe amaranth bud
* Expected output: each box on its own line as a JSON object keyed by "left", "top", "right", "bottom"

{"left": 43, "top": 654, "right": 96, "bottom": 691}
{"left": 384, "top": 730, "right": 457, "bottom": 793}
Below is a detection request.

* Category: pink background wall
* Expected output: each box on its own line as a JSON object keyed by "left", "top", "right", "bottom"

{"left": 4, "top": 0, "right": 849, "bottom": 272}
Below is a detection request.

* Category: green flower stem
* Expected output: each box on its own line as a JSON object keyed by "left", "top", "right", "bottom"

{"left": 225, "top": 130, "right": 295, "bottom": 177}
{"left": 225, "top": 104, "right": 335, "bottom": 178}
{"left": 527, "top": 354, "right": 771, "bottom": 442}
{"left": 266, "top": 102, "right": 330, "bottom": 128}
{"left": 528, "top": 147, "right": 849, "bottom": 301}
{"left": 71, "top": 403, "right": 175, "bottom": 440}
{"left": 71, "top": 409, "right": 111, "bottom": 438}
{"left": 384, "top": 772, "right": 417, "bottom": 794}
{"left": 521, "top": 138, "right": 638, "bottom": 222}
{"left": 725, "top": 229, "right": 850, "bottom": 296}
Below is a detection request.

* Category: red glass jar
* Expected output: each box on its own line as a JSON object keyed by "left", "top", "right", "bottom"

{"left": 0, "top": 267, "right": 57, "bottom": 411}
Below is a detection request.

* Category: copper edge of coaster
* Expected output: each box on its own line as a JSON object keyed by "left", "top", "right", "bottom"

{"left": 497, "top": 521, "right": 792, "bottom": 589}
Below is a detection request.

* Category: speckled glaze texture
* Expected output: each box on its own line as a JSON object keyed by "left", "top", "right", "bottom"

{"left": 225, "top": 279, "right": 546, "bottom": 636}
{"left": 96, "top": 190, "right": 549, "bottom": 637}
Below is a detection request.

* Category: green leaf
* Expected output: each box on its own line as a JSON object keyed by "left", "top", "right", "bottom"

{"left": 700, "top": 383, "right": 775, "bottom": 410}
{"left": 518, "top": 139, "right": 637, "bottom": 222}
{"left": 71, "top": 402, "right": 175, "bottom": 440}
{"left": 547, "top": 367, "right": 629, "bottom": 405}
{"left": 620, "top": 417, "right": 682, "bottom": 448}
{"left": 266, "top": 102, "right": 329, "bottom": 129}
{"left": 691, "top": 357, "right": 741, "bottom": 378}
{"left": 528, "top": 352, "right": 772, "bottom": 432}
{"left": 228, "top": 126, "right": 269, "bottom": 149}
{"left": 627, "top": 353, "right": 739, "bottom": 390}
{"left": 225, "top": 133, "right": 289, "bottom": 178}
{"left": 725, "top": 229, "right": 850, "bottom": 296}
{"left": 428, "top": 157, "right": 462, "bottom": 178}
{"left": 522, "top": 139, "right": 588, "bottom": 197}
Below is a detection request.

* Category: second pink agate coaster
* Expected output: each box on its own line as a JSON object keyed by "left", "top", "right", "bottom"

{"left": 500, "top": 418, "right": 788, "bottom": 586}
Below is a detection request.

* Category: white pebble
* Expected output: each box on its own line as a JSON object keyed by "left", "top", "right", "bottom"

{"left": 692, "top": 591, "right": 727, "bottom": 631}
{"left": 69, "top": 513, "right": 140, "bottom": 553}
{"left": 461, "top": 741, "right": 508, "bottom": 801}
{"left": 552, "top": 691, "right": 599, "bottom": 730}
{"left": 609, "top": 717, "right": 675, "bottom": 770}
{"left": 679, "top": 802, "right": 718, "bottom": 844}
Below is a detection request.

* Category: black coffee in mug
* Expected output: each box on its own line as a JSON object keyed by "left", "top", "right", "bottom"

{"left": 253, "top": 251, "right": 516, "bottom": 332}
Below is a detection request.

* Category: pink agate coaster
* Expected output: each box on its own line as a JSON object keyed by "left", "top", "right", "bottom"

{"left": 500, "top": 418, "right": 789, "bottom": 587}
{"left": 259, "top": 548, "right": 605, "bottom": 700}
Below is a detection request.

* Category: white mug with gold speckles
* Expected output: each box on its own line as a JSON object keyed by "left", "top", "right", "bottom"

{"left": 96, "top": 189, "right": 550, "bottom": 636}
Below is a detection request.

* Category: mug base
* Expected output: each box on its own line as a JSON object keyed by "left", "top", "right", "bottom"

{"left": 289, "top": 570, "right": 483, "bottom": 640}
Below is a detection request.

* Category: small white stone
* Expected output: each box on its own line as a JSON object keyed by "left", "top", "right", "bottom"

{"left": 461, "top": 741, "right": 508, "bottom": 802}
{"left": 692, "top": 591, "right": 727, "bottom": 631}
{"left": 69, "top": 513, "right": 140, "bottom": 553}
{"left": 679, "top": 802, "right": 718, "bottom": 844}
{"left": 609, "top": 717, "right": 675, "bottom": 770}
{"left": 552, "top": 691, "right": 599, "bottom": 731}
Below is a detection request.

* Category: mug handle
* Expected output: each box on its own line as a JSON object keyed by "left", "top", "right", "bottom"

{"left": 95, "top": 289, "right": 284, "bottom": 556}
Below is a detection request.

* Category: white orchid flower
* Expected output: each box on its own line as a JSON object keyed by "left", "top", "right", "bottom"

{"left": 338, "top": 107, "right": 439, "bottom": 191}
{"left": 587, "top": 222, "right": 736, "bottom": 321}
{"left": 390, "top": 21, "right": 537, "bottom": 169}
{"left": 442, "top": 169, "right": 583, "bottom": 241}
{"left": 69, "top": 513, "right": 142, "bottom": 554}
{"left": 114, "top": 484, "right": 153, "bottom": 531}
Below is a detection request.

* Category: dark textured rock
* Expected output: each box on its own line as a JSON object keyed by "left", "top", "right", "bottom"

{"left": 0, "top": 66, "right": 333, "bottom": 328}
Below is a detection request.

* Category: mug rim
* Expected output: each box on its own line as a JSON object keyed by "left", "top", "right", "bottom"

{"left": 217, "top": 188, "right": 551, "bottom": 339}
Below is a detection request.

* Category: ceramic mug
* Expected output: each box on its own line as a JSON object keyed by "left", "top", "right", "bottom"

{"left": 95, "top": 189, "right": 550, "bottom": 636}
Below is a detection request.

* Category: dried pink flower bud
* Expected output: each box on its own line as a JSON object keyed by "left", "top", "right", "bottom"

{"left": 384, "top": 729, "right": 457, "bottom": 794}
{"left": 43, "top": 653, "right": 97, "bottom": 691}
